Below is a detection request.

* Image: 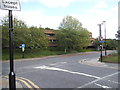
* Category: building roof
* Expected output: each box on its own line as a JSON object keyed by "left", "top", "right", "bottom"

{"left": 44, "top": 29, "right": 56, "bottom": 34}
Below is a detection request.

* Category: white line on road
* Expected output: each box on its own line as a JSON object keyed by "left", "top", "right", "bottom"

{"left": 76, "top": 72, "right": 119, "bottom": 88}
{"left": 107, "top": 80, "right": 120, "bottom": 85}
{"left": 50, "top": 62, "right": 67, "bottom": 66}
{"left": 94, "top": 83, "right": 112, "bottom": 88}
{"left": 34, "top": 65, "right": 100, "bottom": 79}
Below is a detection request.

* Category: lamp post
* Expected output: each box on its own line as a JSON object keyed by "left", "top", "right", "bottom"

{"left": 103, "top": 21, "right": 107, "bottom": 56}
{"left": 116, "top": 29, "right": 120, "bottom": 63}
{"left": 98, "top": 24, "right": 102, "bottom": 62}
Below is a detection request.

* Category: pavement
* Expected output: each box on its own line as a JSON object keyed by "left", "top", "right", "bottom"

{"left": 0, "top": 76, "right": 23, "bottom": 89}
{"left": 79, "top": 57, "right": 120, "bottom": 70}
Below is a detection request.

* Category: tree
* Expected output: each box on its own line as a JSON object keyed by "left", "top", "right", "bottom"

{"left": 1, "top": 16, "right": 9, "bottom": 48}
{"left": 59, "top": 15, "right": 82, "bottom": 30}
{"left": 93, "top": 38, "right": 118, "bottom": 50}
{"left": 45, "top": 27, "right": 53, "bottom": 30}
{"left": 1, "top": 16, "right": 48, "bottom": 49}
{"left": 56, "top": 28, "right": 79, "bottom": 52}
{"left": 77, "top": 28, "right": 90, "bottom": 49}
{"left": 93, "top": 38, "right": 100, "bottom": 48}
{"left": 56, "top": 15, "right": 90, "bottom": 52}
{"left": 28, "top": 27, "right": 48, "bottom": 49}
{"left": 106, "top": 39, "right": 117, "bottom": 50}
{"left": 13, "top": 17, "right": 28, "bottom": 47}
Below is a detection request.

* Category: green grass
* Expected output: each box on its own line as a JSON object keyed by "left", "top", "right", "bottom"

{"left": 78, "top": 49, "right": 96, "bottom": 52}
{"left": 2, "top": 48, "right": 65, "bottom": 60}
{"left": 2, "top": 48, "right": 96, "bottom": 61}
{"left": 102, "top": 53, "right": 119, "bottom": 63}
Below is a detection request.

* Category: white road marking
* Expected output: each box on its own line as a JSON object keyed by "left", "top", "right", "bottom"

{"left": 50, "top": 63, "right": 56, "bottom": 66}
{"left": 76, "top": 72, "right": 119, "bottom": 88}
{"left": 95, "top": 83, "right": 112, "bottom": 88}
{"left": 34, "top": 65, "right": 100, "bottom": 79}
{"left": 108, "top": 80, "right": 120, "bottom": 84}
{"left": 50, "top": 62, "right": 67, "bottom": 66}
{"left": 60, "top": 62, "right": 67, "bottom": 64}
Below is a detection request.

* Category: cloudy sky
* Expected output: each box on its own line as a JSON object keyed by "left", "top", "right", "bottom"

{"left": 0, "top": 0, "right": 119, "bottom": 39}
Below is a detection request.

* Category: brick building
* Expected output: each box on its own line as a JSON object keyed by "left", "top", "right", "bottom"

{"left": 44, "top": 30, "right": 57, "bottom": 47}
{"left": 44, "top": 29, "right": 95, "bottom": 47}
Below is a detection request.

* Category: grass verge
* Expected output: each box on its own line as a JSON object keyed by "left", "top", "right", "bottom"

{"left": 102, "top": 53, "right": 119, "bottom": 63}
{"left": 2, "top": 48, "right": 96, "bottom": 61}
{"left": 2, "top": 48, "right": 65, "bottom": 60}
{"left": 2, "top": 48, "right": 86, "bottom": 60}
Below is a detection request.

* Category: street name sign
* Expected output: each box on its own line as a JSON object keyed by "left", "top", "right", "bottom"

{"left": 99, "top": 41, "right": 105, "bottom": 43}
{"left": 0, "top": 0, "right": 21, "bottom": 11}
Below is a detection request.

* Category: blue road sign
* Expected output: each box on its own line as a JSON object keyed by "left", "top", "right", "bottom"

{"left": 99, "top": 41, "right": 105, "bottom": 43}
{"left": 22, "top": 44, "right": 25, "bottom": 47}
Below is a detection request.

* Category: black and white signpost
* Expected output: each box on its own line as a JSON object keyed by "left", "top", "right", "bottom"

{"left": 0, "top": 0, "right": 21, "bottom": 90}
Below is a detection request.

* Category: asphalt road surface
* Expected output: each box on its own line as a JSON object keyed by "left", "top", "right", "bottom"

{"left": 2, "top": 51, "right": 120, "bottom": 89}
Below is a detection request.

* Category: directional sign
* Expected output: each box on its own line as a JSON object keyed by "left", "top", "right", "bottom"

{"left": 0, "top": 0, "right": 21, "bottom": 11}
{"left": 99, "top": 41, "right": 105, "bottom": 43}
{"left": 22, "top": 44, "right": 25, "bottom": 47}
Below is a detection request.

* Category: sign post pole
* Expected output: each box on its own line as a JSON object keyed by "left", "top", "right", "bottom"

{"left": 9, "top": 10, "right": 16, "bottom": 90}
{"left": 1, "top": 0, "right": 21, "bottom": 89}
{"left": 98, "top": 24, "right": 102, "bottom": 62}
{"left": 22, "top": 44, "right": 25, "bottom": 58}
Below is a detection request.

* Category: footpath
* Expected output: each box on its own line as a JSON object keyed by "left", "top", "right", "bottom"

{"left": 79, "top": 57, "right": 120, "bottom": 70}
{"left": 0, "top": 76, "right": 23, "bottom": 89}
{"left": 79, "top": 50, "right": 120, "bottom": 70}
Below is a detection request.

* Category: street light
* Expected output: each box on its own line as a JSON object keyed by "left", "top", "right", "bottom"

{"left": 103, "top": 21, "right": 107, "bottom": 56}
{"left": 116, "top": 29, "right": 120, "bottom": 63}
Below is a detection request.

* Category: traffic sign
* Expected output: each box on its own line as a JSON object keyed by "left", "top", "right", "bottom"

{"left": 99, "top": 36, "right": 103, "bottom": 41}
{"left": 0, "top": 0, "right": 21, "bottom": 11}
{"left": 22, "top": 44, "right": 25, "bottom": 47}
{"left": 99, "top": 41, "right": 105, "bottom": 43}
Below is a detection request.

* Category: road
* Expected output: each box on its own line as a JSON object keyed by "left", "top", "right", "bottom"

{"left": 2, "top": 51, "right": 120, "bottom": 89}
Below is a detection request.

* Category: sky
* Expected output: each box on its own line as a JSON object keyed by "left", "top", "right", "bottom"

{"left": 0, "top": 0, "right": 119, "bottom": 39}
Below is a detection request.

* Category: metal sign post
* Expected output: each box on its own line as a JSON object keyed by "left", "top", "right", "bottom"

{"left": 9, "top": 10, "right": 16, "bottom": 90}
{"left": 98, "top": 24, "right": 103, "bottom": 62}
{"left": 0, "top": 0, "right": 21, "bottom": 90}
{"left": 22, "top": 44, "right": 25, "bottom": 58}
{"left": 19, "top": 44, "right": 25, "bottom": 58}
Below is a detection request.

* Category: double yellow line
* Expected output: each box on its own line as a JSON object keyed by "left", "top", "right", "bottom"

{"left": 4, "top": 76, "right": 41, "bottom": 90}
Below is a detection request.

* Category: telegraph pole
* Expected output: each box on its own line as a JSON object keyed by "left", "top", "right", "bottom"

{"left": 98, "top": 24, "right": 102, "bottom": 62}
